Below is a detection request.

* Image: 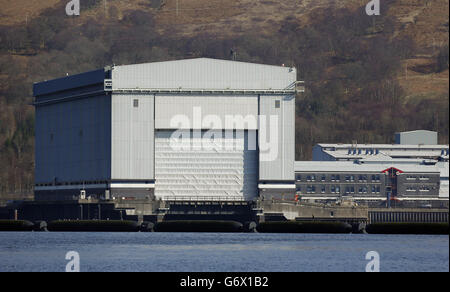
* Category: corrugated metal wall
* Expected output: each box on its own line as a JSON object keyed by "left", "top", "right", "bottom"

{"left": 155, "top": 95, "right": 258, "bottom": 130}
{"left": 112, "top": 58, "right": 297, "bottom": 90}
{"left": 111, "top": 94, "right": 154, "bottom": 180}
{"left": 154, "top": 130, "right": 258, "bottom": 200}
{"left": 34, "top": 58, "right": 297, "bottom": 196}
{"left": 259, "top": 95, "right": 295, "bottom": 181}
{"left": 35, "top": 94, "right": 111, "bottom": 184}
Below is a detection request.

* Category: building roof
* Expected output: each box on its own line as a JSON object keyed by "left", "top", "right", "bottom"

{"left": 33, "top": 58, "right": 298, "bottom": 98}
{"left": 395, "top": 130, "right": 437, "bottom": 135}
{"left": 110, "top": 58, "right": 297, "bottom": 91}
{"left": 294, "top": 161, "right": 441, "bottom": 174}
{"left": 316, "top": 144, "right": 449, "bottom": 161}
{"left": 316, "top": 143, "right": 449, "bottom": 150}
{"left": 33, "top": 69, "right": 106, "bottom": 97}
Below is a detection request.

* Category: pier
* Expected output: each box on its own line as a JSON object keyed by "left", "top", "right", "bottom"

{"left": 368, "top": 208, "right": 449, "bottom": 224}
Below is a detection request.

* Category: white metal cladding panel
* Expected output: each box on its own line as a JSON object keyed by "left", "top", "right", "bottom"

{"left": 112, "top": 58, "right": 297, "bottom": 90}
{"left": 35, "top": 95, "right": 111, "bottom": 184}
{"left": 154, "top": 130, "right": 258, "bottom": 200}
{"left": 155, "top": 95, "right": 258, "bottom": 130}
{"left": 259, "top": 95, "right": 295, "bottom": 181}
{"left": 397, "top": 130, "right": 438, "bottom": 145}
{"left": 440, "top": 181, "right": 449, "bottom": 198}
{"left": 111, "top": 94, "right": 154, "bottom": 180}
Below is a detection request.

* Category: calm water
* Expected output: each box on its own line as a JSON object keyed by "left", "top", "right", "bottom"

{"left": 0, "top": 232, "right": 448, "bottom": 272}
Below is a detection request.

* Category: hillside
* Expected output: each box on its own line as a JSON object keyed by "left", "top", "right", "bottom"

{"left": 0, "top": 0, "right": 448, "bottom": 197}
{"left": 1, "top": 0, "right": 448, "bottom": 97}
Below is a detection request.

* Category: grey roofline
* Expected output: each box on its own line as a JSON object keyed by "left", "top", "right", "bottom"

{"left": 33, "top": 68, "right": 109, "bottom": 97}
{"left": 32, "top": 58, "right": 300, "bottom": 101}
{"left": 395, "top": 130, "right": 437, "bottom": 134}
{"left": 114, "top": 57, "right": 297, "bottom": 71}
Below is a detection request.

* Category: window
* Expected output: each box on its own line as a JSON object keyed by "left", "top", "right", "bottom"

{"left": 331, "top": 175, "right": 336, "bottom": 182}
{"left": 336, "top": 175, "right": 340, "bottom": 181}
{"left": 336, "top": 186, "right": 340, "bottom": 193}
{"left": 133, "top": 99, "right": 139, "bottom": 108}
{"left": 321, "top": 175, "right": 326, "bottom": 182}
{"left": 311, "top": 175, "right": 316, "bottom": 182}
{"left": 307, "top": 175, "right": 311, "bottom": 182}
{"left": 321, "top": 186, "right": 326, "bottom": 193}
{"left": 359, "top": 186, "right": 368, "bottom": 194}
{"left": 331, "top": 186, "right": 336, "bottom": 193}
{"left": 296, "top": 174, "right": 302, "bottom": 181}
{"left": 296, "top": 186, "right": 301, "bottom": 192}
{"left": 275, "top": 100, "right": 281, "bottom": 108}
{"left": 306, "top": 186, "right": 317, "bottom": 193}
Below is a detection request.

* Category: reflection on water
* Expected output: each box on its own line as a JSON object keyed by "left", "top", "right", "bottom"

{"left": 0, "top": 232, "right": 448, "bottom": 272}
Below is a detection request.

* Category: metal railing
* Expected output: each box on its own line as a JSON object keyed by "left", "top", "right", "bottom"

{"left": 105, "top": 79, "right": 301, "bottom": 95}
{"left": 162, "top": 196, "right": 248, "bottom": 202}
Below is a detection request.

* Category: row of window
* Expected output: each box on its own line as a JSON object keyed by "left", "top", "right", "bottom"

{"left": 296, "top": 174, "right": 381, "bottom": 183}
{"left": 406, "top": 186, "right": 431, "bottom": 192}
{"left": 296, "top": 185, "right": 381, "bottom": 194}
{"left": 406, "top": 175, "right": 431, "bottom": 181}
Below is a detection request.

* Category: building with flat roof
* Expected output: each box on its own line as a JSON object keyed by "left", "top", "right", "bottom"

{"left": 294, "top": 161, "right": 444, "bottom": 206}
{"left": 310, "top": 131, "right": 449, "bottom": 203}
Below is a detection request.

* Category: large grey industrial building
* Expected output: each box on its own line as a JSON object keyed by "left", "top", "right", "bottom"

{"left": 33, "top": 58, "right": 300, "bottom": 202}
{"left": 32, "top": 58, "right": 449, "bottom": 209}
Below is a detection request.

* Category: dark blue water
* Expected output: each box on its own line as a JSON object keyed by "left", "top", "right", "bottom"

{"left": 0, "top": 232, "right": 448, "bottom": 272}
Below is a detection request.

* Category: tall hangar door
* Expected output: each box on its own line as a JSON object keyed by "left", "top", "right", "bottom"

{"left": 154, "top": 94, "right": 259, "bottom": 201}
{"left": 155, "top": 130, "right": 258, "bottom": 201}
